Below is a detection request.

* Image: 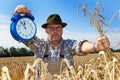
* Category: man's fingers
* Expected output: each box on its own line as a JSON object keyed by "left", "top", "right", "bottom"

{"left": 14, "top": 4, "right": 31, "bottom": 14}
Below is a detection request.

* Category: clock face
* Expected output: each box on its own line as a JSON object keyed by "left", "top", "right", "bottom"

{"left": 16, "top": 18, "right": 36, "bottom": 39}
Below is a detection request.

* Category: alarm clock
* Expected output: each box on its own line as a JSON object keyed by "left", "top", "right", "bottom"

{"left": 10, "top": 14, "right": 37, "bottom": 42}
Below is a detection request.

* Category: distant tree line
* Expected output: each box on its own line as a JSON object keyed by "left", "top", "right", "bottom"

{"left": 110, "top": 48, "right": 120, "bottom": 52}
{"left": 0, "top": 46, "right": 34, "bottom": 57}
{"left": 0, "top": 46, "right": 120, "bottom": 57}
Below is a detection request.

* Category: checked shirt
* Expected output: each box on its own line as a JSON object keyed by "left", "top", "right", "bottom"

{"left": 26, "top": 37, "right": 87, "bottom": 66}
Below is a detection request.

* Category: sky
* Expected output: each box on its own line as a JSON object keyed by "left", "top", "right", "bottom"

{"left": 0, "top": 0, "right": 120, "bottom": 49}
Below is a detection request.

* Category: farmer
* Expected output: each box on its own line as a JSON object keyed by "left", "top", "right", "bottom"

{"left": 13, "top": 5, "right": 111, "bottom": 79}
{"left": 13, "top": 4, "right": 110, "bottom": 66}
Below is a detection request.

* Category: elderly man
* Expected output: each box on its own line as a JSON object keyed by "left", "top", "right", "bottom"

{"left": 13, "top": 5, "right": 111, "bottom": 78}
{"left": 14, "top": 5, "right": 110, "bottom": 66}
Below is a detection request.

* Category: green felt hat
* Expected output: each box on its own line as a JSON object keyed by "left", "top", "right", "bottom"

{"left": 42, "top": 14, "right": 67, "bottom": 28}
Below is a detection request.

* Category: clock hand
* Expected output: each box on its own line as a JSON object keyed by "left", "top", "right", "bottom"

{"left": 20, "top": 21, "right": 27, "bottom": 30}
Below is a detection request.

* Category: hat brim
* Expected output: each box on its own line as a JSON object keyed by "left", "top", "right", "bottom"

{"left": 41, "top": 23, "right": 67, "bottom": 29}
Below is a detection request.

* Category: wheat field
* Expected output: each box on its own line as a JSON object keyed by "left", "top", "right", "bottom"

{"left": 0, "top": 52, "right": 120, "bottom": 80}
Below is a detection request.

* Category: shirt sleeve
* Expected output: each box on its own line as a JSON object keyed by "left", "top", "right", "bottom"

{"left": 23, "top": 36, "right": 46, "bottom": 54}
{"left": 67, "top": 39, "right": 88, "bottom": 55}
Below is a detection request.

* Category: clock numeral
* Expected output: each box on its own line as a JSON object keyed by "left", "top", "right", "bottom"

{"left": 18, "top": 24, "right": 21, "bottom": 28}
{"left": 26, "top": 20, "right": 29, "bottom": 24}
{"left": 25, "top": 35, "right": 28, "bottom": 38}
{"left": 18, "top": 32, "right": 21, "bottom": 34}
{"left": 18, "top": 25, "right": 20, "bottom": 27}
{"left": 29, "top": 33, "right": 31, "bottom": 37}
{"left": 23, "top": 20, "right": 26, "bottom": 24}
{"left": 31, "top": 31, "right": 33, "bottom": 33}
{"left": 31, "top": 27, "right": 34, "bottom": 29}
{"left": 30, "top": 23, "right": 33, "bottom": 26}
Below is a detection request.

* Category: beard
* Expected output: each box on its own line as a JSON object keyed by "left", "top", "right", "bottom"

{"left": 49, "top": 33, "right": 62, "bottom": 42}
{"left": 51, "top": 34, "right": 61, "bottom": 41}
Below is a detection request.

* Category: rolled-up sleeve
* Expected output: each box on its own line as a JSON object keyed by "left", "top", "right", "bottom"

{"left": 68, "top": 39, "right": 88, "bottom": 55}
{"left": 23, "top": 37, "right": 46, "bottom": 54}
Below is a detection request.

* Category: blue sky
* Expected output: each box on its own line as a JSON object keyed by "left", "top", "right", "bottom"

{"left": 0, "top": 0, "right": 120, "bottom": 48}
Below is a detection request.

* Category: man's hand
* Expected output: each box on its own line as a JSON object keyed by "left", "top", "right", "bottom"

{"left": 14, "top": 4, "right": 31, "bottom": 14}
{"left": 95, "top": 36, "right": 110, "bottom": 51}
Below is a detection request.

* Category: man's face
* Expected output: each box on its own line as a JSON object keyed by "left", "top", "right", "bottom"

{"left": 45, "top": 24, "right": 63, "bottom": 42}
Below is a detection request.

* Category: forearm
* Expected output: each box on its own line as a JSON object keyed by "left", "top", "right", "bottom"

{"left": 23, "top": 36, "right": 37, "bottom": 47}
{"left": 81, "top": 41, "right": 96, "bottom": 53}
{"left": 81, "top": 36, "right": 110, "bottom": 53}
{"left": 23, "top": 39, "right": 34, "bottom": 47}
{"left": 23, "top": 36, "right": 42, "bottom": 53}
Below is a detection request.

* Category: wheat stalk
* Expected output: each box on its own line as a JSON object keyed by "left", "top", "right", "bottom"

{"left": 78, "top": 2, "right": 117, "bottom": 62}
{"left": 1, "top": 66, "right": 11, "bottom": 80}
{"left": 95, "top": 20, "right": 117, "bottom": 61}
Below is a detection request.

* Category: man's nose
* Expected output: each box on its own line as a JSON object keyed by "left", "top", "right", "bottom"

{"left": 53, "top": 29, "right": 57, "bottom": 33}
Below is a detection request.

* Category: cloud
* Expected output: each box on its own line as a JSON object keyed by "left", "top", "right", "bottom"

{"left": 0, "top": 24, "right": 26, "bottom": 48}
{"left": 63, "top": 30, "right": 98, "bottom": 42}
{"left": 0, "top": 14, "right": 25, "bottom": 48}
{"left": 0, "top": 14, "right": 10, "bottom": 25}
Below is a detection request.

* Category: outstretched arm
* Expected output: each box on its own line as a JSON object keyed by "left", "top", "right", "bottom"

{"left": 14, "top": 5, "right": 41, "bottom": 53}
{"left": 81, "top": 36, "right": 110, "bottom": 53}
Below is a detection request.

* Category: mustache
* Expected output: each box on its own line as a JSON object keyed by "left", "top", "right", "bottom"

{"left": 52, "top": 38, "right": 60, "bottom": 41}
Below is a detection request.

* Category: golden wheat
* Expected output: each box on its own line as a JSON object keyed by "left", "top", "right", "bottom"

{"left": 0, "top": 52, "right": 120, "bottom": 80}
